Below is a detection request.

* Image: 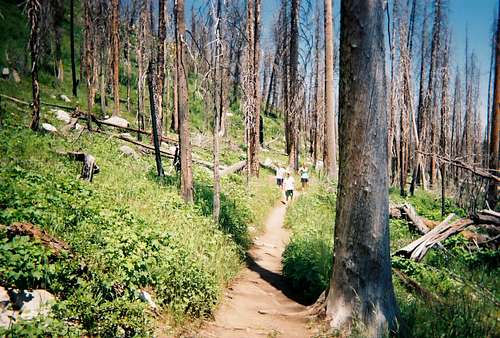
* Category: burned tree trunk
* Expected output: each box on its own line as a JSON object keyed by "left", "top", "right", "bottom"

{"left": 326, "top": 0, "right": 399, "bottom": 335}
{"left": 52, "top": 0, "right": 64, "bottom": 82}
{"left": 28, "top": 0, "right": 41, "bottom": 131}
{"left": 111, "top": 0, "right": 120, "bottom": 116}
{"left": 245, "top": 0, "right": 262, "bottom": 176}
{"left": 70, "top": 0, "right": 78, "bottom": 96}
{"left": 147, "top": 60, "right": 165, "bottom": 177}
{"left": 323, "top": 0, "right": 337, "bottom": 178}
{"left": 488, "top": 5, "right": 500, "bottom": 209}
{"left": 175, "top": 0, "right": 194, "bottom": 202}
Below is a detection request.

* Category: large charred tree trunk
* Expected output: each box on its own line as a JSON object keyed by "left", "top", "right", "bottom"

{"left": 323, "top": 0, "right": 337, "bottom": 178}
{"left": 326, "top": 0, "right": 399, "bottom": 335}
{"left": 488, "top": 5, "right": 500, "bottom": 209}
{"left": 175, "top": 0, "right": 194, "bottom": 203}
{"left": 28, "top": 0, "right": 41, "bottom": 131}
{"left": 111, "top": 0, "right": 120, "bottom": 116}
{"left": 84, "top": 0, "right": 96, "bottom": 130}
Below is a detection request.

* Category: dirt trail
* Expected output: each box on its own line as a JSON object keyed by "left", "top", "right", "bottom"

{"left": 197, "top": 200, "right": 312, "bottom": 338}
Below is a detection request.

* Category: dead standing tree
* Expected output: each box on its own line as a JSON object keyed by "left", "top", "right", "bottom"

{"left": 28, "top": 0, "right": 42, "bottom": 131}
{"left": 111, "top": 0, "right": 120, "bottom": 116}
{"left": 84, "top": 0, "right": 97, "bottom": 129}
{"left": 326, "top": 0, "right": 399, "bottom": 335}
{"left": 175, "top": 0, "right": 194, "bottom": 203}
{"left": 323, "top": 0, "right": 337, "bottom": 178}
{"left": 244, "top": 0, "right": 262, "bottom": 177}
{"left": 487, "top": 5, "right": 500, "bottom": 208}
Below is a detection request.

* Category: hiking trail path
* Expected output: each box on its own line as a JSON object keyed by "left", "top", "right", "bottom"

{"left": 197, "top": 198, "right": 312, "bottom": 338}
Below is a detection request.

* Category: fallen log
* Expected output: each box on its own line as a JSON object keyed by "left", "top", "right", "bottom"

{"left": 418, "top": 151, "right": 500, "bottom": 183}
{"left": 472, "top": 209, "right": 500, "bottom": 226}
{"left": 401, "top": 203, "right": 430, "bottom": 234}
{"left": 5, "top": 222, "right": 70, "bottom": 255}
{"left": 58, "top": 151, "right": 100, "bottom": 182}
{"left": 0, "top": 94, "right": 75, "bottom": 111}
{"left": 394, "top": 214, "right": 466, "bottom": 261}
{"left": 220, "top": 160, "right": 246, "bottom": 177}
{"left": 392, "top": 268, "right": 441, "bottom": 304}
{"left": 104, "top": 132, "right": 222, "bottom": 171}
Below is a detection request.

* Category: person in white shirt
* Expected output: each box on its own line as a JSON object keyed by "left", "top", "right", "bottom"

{"left": 283, "top": 171, "right": 295, "bottom": 203}
{"left": 275, "top": 165, "right": 285, "bottom": 189}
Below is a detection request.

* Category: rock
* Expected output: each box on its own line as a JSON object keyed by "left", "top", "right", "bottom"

{"left": 13, "top": 290, "right": 55, "bottom": 320}
{"left": 119, "top": 145, "right": 138, "bottom": 159}
{"left": 263, "top": 158, "right": 273, "bottom": 167}
{"left": 50, "top": 95, "right": 56, "bottom": 99}
{"left": 1, "top": 67, "right": 9, "bottom": 79}
{"left": 0, "top": 287, "right": 10, "bottom": 310}
{"left": 75, "top": 123, "right": 82, "bottom": 130}
{"left": 53, "top": 109, "right": 71, "bottom": 124}
{"left": 0, "top": 310, "right": 17, "bottom": 328}
{"left": 103, "top": 116, "right": 129, "bottom": 128}
{"left": 119, "top": 132, "right": 133, "bottom": 139}
{"left": 60, "top": 94, "right": 71, "bottom": 103}
{"left": 139, "top": 290, "right": 158, "bottom": 311}
{"left": 41, "top": 123, "right": 58, "bottom": 133}
{"left": 12, "top": 69, "right": 20, "bottom": 83}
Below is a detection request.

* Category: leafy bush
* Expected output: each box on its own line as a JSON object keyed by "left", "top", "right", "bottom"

{"left": 281, "top": 184, "right": 335, "bottom": 303}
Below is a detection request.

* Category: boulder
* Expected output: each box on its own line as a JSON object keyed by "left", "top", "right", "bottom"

{"left": 1, "top": 67, "right": 9, "bottom": 79}
{"left": 119, "top": 145, "right": 138, "bottom": 159}
{"left": 0, "top": 310, "right": 17, "bottom": 328}
{"left": 0, "top": 287, "right": 9, "bottom": 309}
{"left": 13, "top": 290, "right": 55, "bottom": 320}
{"left": 139, "top": 290, "right": 158, "bottom": 311}
{"left": 60, "top": 94, "right": 71, "bottom": 103}
{"left": 12, "top": 69, "right": 20, "bottom": 83}
{"left": 53, "top": 109, "right": 71, "bottom": 124}
{"left": 41, "top": 123, "right": 58, "bottom": 134}
{"left": 103, "top": 116, "right": 129, "bottom": 128}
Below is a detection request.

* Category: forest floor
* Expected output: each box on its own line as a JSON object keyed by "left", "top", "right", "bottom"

{"left": 195, "top": 195, "right": 313, "bottom": 338}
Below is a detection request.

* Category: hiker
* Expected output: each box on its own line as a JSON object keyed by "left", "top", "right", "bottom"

{"left": 283, "top": 171, "right": 295, "bottom": 203}
{"left": 299, "top": 165, "right": 309, "bottom": 190}
{"left": 275, "top": 165, "right": 285, "bottom": 189}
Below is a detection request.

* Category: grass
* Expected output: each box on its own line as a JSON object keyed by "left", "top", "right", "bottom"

{"left": 283, "top": 182, "right": 499, "bottom": 337}
{"left": 0, "top": 96, "right": 280, "bottom": 336}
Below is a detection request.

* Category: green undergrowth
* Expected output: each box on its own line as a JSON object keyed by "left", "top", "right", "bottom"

{"left": 282, "top": 183, "right": 336, "bottom": 303}
{"left": 0, "top": 108, "right": 277, "bottom": 336}
{"left": 283, "top": 184, "right": 499, "bottom": 337}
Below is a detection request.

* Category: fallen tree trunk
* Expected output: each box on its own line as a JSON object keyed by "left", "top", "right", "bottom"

{"left": 401, "top": 203, "right": 430, "bottom": 234}
{"left": 394, "top": 215, "right": 473, "bottom": 261}
{"left": 0, "top": 93, "right": 75, "bottom": 111}
{"left": 5, "top": 222, "right": 70, "bottom": 255}
{"left": 220, "top": 160, "right": 246, "bottom": 177}
{"left": 418, "top": 151, "right": 500, "bottom": 183}
{"left": 59, "top": 151, "right": 100, "bottom": 181}
{"left": 472, "top": 209, "right": 500, "bottom": 226}
{"left": 105, "top": 132, "right": 222, "bottom": 171}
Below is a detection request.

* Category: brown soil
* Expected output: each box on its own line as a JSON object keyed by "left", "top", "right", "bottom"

{"left": 195, "top": 200, "right": 313, "bottom": 338}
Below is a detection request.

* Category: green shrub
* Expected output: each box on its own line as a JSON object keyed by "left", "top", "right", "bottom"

{"left": 281, "top": 184, "right": 336, "bottom": 303}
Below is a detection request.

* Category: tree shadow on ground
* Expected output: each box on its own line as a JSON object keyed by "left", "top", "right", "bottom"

{"left": 245, "top": 254, "right": 314, "bottom": 306}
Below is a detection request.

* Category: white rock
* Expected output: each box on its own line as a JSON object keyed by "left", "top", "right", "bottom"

{"left": 119, "top": 145, "right": 138, "bottom": 159}
{"left": 119, "top": 132, "right": 133, "bottom": 139}
{"left": 12, "top": 69, "right": 20, "bottom": 83}
{"left": 41, "top": 123, "right": 58, "bottom": 133}
{"left": 14, "top": 290, "right": 55, "bottom": 320}
{"left": 60, "top": 94, "right": 71, "bottom": 103}
{"left": 139, "top": 290, "right": 158, "bottom": 311}
{"left": 0, "top": 287, "right": 9, "bottom": 309}
{"left": 75, "top": 123, "right": 82, "bottom": 130}
{"left": 0, "top": 310, "right": 17, "bottom": 328}
{"left": 53, "top": 109, "right": 71, "bottom": 124}
{"left": 103, "top": 116, "right": 129, "bottom": 128}
{"left": 1, "top": 67, "right": 9, "bottom": 78}
{"left": 263, "top": 158, "right": 273, "bottom": 167}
